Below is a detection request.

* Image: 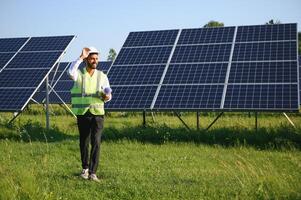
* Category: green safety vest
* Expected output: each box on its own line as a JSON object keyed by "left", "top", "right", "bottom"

{"left": 71, "top": 68, "right": 107, "bottom": 115}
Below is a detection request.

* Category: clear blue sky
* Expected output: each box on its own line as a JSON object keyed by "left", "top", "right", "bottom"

{"left": 0, "top": 0, "right": 300, "bottom": 61}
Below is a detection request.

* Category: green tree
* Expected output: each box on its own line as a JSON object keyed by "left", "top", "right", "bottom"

{"left": 203, "top": 21, "right": 224, "bottom": 28}
{"left": 107, "top": 48, "right": 117, "bottom": 61}
{"left": 265, "top": 19, "right": 281, "bottom": 24}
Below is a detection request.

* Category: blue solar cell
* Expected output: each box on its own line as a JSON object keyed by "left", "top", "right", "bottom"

{"left": 229, "top": 61, "right": 298, "bottom": 83}
{"left": 114, "top": 46, "right": 173, "bottom": 65}
{"left": 163, "top": 63, "right": 228, "bottom": 84}
{"left": 224, "top": 84, "right": 298, "bottom": 110}
{"left": 99, "top": 61, "right": 112, "bottom": 72}
{"left": 52, "top": 72, "right": 70, "bottom": 81}
{"left": 21, "top": 36, "right": 74, "bottom": 51}
{"left": 108, "top": 64, "right": 165, "bottom": 85}
{"left": 0, "top": 37, "right": 28, "bottom": 52}
{"left": 236, "top": 23, "right": 297, "bottom": 42}
{"left": 0, "top": 88, "right": 35, "bottom": 111}
{"left": 178, "top": 27, "right": 235, "bottom": 44}
{"left": 53, "top": 81, "right": 73, "bottom": 91}
{"left": 154, "top": 85, "right": 224, "bottom": 109}
{"left": 123, "top": 30, "right": 179, "bottom": 47}
{"left": 5, "top": 51, "right": 62, "bottom": 69}
{"left": 0, "top": 53, "right": 15, "bottom": 69}
{"left": 232, "top": 41, "right": 297, "bottom": 61}
{"left": 48, "top": 62, "right": 70, "bottom": 80}
{"left": 48, "top": 92, "right": 71, "bottom": 103}
{"left": 106, "top": 86, "right": 157, "bottom": 109}
{"left": 55, "top": 62, "right": 70, "bottom": 71}
{"left": 0, "top": 69, "right": 49, "bottom": 87}
{"left": 33, "top": 91, "right": 71, "bottom": 104}
{"left": 171, "top": 44, "right": 232, "bottom": 63}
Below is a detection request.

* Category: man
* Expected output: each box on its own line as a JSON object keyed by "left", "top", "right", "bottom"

{"left": 68, "top": 47, "right": 112, "bottom": 182}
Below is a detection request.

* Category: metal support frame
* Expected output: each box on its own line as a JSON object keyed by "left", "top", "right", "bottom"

{"left": 45, "top": 76, "right": 50, "bottom": 130}
{"left": 151, "top": 112, "right": 156, "bottom": 123}
{"left": 48, "top": 85, "right": 76, "bottom": 118}
{"left": 283, "top": 112, "right": 296, "bottom": 128}
{"left": 8, "top": 111, "right": 22, "bottom": 125}
{"left": 205, "top": 112, "right": 224, "bottom": 131}
{"left": 255, "top": 112, "right": 258, "bottom": 132}
{"left": 174, "top": 112, "right": 191, "bottom": 131}
{"left": 196, "top": 112, "right": 200, "bottom": 131}
{"left": 143, "top": 111, "right": 146, "bottom": 127}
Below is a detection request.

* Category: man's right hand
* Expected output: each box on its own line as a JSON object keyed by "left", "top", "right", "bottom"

{"left": 80, "top": 47, "right": 90, "bottom": 60}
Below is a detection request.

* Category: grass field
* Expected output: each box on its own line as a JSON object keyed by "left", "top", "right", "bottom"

{"left": 0, "top": 105, "right": 300, "bottom": 199}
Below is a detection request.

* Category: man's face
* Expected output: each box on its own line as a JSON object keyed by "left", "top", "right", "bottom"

{"left": 86, "top": 53, "right": 99, "bottom": 69}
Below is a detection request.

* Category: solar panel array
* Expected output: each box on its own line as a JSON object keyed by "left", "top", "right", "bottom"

{"left": 0, "top": 36, "right": 75, "bottom": 111}
{"left": 107, "top": 23, "right": 299, "bottom": 111}
{"left": 33, "top": 61, "right": 112, "bottom": 104}
{"left": 107, "top": 30, "right": 179, "bottom": 109}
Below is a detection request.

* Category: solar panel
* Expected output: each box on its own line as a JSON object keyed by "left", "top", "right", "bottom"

{"left": 106, "top": 86, "right": 158, "bottom": 110}
{"left": 5, "top": 52, "right": 63, "bottom": 69}
{"left": 0, "top": 69, "right": 49, "bottom": 87}
{"left": 123, "top": 30, "right": 178, "bottom": 47}
{"left": 0, "top": 88, "right": 36, "bottom": 111}
{"left": 163, "top": 63, "right": 228, "bottom": 84}
{"left": 224, "top": 84, "right": 298, "bottom": 109}
{"left": 0, "top": 53, "right": 15, "bottom": 70}
{"left": 232, "top": 41, "right": 296, "bottom": 61}
{"left": 228, "top": 61, "right": 297, "bottom": 83}
{"left": 108, "top": 64, "right": 166, "bottom": 85}
{"left": 235, "top": 23, "right": 296, "bottom": 42}
{"left": 154, "top": 85, "right": 224, "bottom": 109}
{"left": 0, "top": 37, "right": 28, "bottom": 52}
{"left": 0, "top": 36, "right": 75, "bottom": 111}
{"left": 21, "top": 36, "right": 75, "bottom": 51}
{"left": 177, "top": 27, "right": 235, "bottom": 44}
{"left": 114, "top": 46, "right": 173, "bottom": 65}
{"left": 107, "top": 29, "right": 180, "bottom": 110}
{"left": 98, "top": 61, "right": 113, "bottom": 72}
{"left": 108, "top": 23, "right": 298, "bottom": 111}
{"left": 224, "top": 23, "right": 298, "bottom": 111}
{"left": 171, "top": 44, "right": 232, "bottom": 63}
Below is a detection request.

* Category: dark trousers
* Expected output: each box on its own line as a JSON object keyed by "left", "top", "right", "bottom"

{"left": 77, "top": 111, "right": 104, "bottom": 174}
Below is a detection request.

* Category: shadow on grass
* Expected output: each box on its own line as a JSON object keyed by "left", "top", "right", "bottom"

{"left": 0, "top": 120, "right": 300, "bottom": 150}
{"left": 0, "top": 120, "right": 77, "bottom": 143}
{"left": 103, "top": 124, "right": 301, "bottom": 150}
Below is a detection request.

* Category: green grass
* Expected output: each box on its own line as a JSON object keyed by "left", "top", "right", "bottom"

{"left": 0, "top": 106, "right": 301, "bottom": 199}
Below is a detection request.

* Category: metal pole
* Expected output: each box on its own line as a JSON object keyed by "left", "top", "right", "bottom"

{"left": 45, "top": 76, "right": 50, "bottom": 130}
{"left": 174, "top": 112, "right": 191, "bottom": 131}
{"left": 143, "top": 111, "right": 146, "bottom": 127}
{"left": 205, "top": 112, "right": 224, "bottom": 131}
{"left": 255, "top": 112, "right": 258, "bottom": 132}
{"left": 283, "top": 112, "right": 296, "bottom": 128}
{"left": 197, "top": 112, "right": 200, "bottom": 131}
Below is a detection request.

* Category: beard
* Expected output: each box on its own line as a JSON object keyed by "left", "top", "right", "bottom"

{"left": 87, "top": 61, "right": 97, "bottom": 69}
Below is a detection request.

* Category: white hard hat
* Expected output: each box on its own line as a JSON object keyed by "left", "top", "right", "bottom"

{"left": 88, "top": 46, "right": 99, "bottom": 55}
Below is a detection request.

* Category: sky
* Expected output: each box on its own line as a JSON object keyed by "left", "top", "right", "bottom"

{"left": 0, "top": 0, "right": 300, "bottom": 61}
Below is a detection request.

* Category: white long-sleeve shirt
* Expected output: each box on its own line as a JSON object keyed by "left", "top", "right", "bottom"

{"left": 68, "top": 58, "right": 112, "bottom": 102}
